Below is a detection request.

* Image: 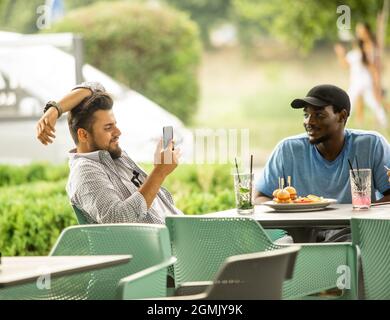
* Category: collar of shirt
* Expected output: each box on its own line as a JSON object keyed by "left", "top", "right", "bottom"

{"left": 68, "top": 148, "right": 101, "bottom": 162}
{"left": 68, "top": 148, "right": 135, "bottom": 168}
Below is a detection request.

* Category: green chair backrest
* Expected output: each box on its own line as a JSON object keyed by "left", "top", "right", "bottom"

{"left": 166, "top": 216, "right": 279, "bottom": 286}
{"left": 166, "top": 216, "right": 357, "bottom": 299}
{"left": 205, "top": 246, "right": 301, "bottom": 300}
{"left": 0, "top": 224, "right": 172, "bottom": 300}
{"left": 50, "top": 224, "right": 172, "bottom": 299}
{"left": 72, "top": 205, "right": 93, "bottom": 225}
{"left": 351, "top": 217, "right": 390, "bottom": 299}
{"left": 283, "top": 241, "right": 357, "bottom": 299}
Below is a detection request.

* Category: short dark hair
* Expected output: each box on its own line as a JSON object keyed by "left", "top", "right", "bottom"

{"left": 331, "top": 104, "right": 348, "bottom": 116}
{"left": 67, "top": 92, "right": 113, "bottom": 144}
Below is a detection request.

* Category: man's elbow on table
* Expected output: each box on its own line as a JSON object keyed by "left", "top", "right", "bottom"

{"left": 253, "top": 191, "right": 272, "bottom": 204}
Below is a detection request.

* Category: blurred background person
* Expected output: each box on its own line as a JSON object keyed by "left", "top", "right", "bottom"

{"left": 335, "top": 22, "right": 388, "bottom": 128}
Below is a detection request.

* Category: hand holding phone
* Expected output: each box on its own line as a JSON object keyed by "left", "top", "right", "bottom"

{"left": 163, "top": 126, "right": 174, "bottom": 150}
{"left": 154, "top": 126, "right": 180, "bottom": 174}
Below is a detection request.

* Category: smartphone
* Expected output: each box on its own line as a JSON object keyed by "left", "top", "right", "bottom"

{"left": 163, "top": 126, "right": 174, "bottom": 149}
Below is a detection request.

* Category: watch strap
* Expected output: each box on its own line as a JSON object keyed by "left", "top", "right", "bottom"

{"left": 44, "top": 101, "right": 63, "bottom": 118}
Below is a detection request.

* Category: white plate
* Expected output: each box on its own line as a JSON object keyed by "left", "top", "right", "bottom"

{"left": 263, "top": 199, "right": 337, "bottom": 212}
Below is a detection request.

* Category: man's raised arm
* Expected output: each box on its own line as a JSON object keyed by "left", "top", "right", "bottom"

{"left": 36, "top": 82, "right": 104, "bottom": 145}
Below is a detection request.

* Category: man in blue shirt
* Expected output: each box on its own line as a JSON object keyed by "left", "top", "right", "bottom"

{"left": 254, "top": 84, "right": 390, "bottom": 241}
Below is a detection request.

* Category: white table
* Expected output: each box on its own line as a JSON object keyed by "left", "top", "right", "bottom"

{"left": 0, "top": 255, "right": 131, "bottom": 288}
{"left": 204, "top": 204, "right": 390, "bottom": 241}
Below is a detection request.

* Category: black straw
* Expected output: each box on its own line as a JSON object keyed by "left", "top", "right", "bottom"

{"left": 355, "top": 157, "right": 362, "bottom": 187}
{"left": 348, "top": 159, "right": 355, "bottom": 179}
{"left": 249, "top": 155, "right": 253, "bottom": 206}
{"left": 235, "top": 157, "right": 241, "bottom": 184}
{"left": 250, "top": 155, "right": 253, "bottom": 176}
{"left": 348, "top": 158, "right": 361, "bottom": 190}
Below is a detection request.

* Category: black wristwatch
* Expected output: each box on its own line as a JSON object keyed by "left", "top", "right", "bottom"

{"left": 44, "top": 101, "right": 63, "bottom": 118}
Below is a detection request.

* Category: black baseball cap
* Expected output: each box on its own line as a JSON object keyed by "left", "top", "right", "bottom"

{"left": 291, "top": 84, "right": 351, "bottom": 115}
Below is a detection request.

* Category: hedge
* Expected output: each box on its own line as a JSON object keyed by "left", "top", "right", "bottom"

{"left": 0, "top": 179, "right": 76, "bottom": 256}
{"left": 47, "top": 1, "right": 202, "bottom": 124}
{"left": 159, "top": 164, "right": 235, "bottom": 214}
{"left": 0, "top": 163, "right": 68, "bottom": 187}
{"left": 0, "top": 163, "right": 235, "bottom": 256}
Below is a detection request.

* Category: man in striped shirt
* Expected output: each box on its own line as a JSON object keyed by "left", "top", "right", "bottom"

{"left": 36, "top": 82, "right": 183, "bottom": 224}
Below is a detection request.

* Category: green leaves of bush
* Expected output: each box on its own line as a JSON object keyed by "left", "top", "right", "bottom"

{"left": 0, "top": 163, "right": 68, "bottom": 187}
{"left": 143, "top": 163, "right": 235, "bottom": 214}
{"left": 0, "top": 180, "right": 76, "bottom": 256}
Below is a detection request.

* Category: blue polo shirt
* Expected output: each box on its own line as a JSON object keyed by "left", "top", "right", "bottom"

{"left": 256, "top": 129, "right": 390, "bottom": 203}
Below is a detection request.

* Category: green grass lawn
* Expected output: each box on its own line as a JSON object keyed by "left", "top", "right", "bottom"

{"left": 194, "top": 46, "right": 390, "bottom": 166}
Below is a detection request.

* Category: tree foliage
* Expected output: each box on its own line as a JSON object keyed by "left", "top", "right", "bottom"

{"left": 1, "top": 0, "right": 389, "bottom": 54}
{"left": 0, "top": 0, "right": 43, "bottom": 33}
{"left": 164, "top": 0, "right": 233, "bottom": 46}
{"left": 232, "top": 0, "right": 387, "bottom": 52}
{"left": 0, "top": 0, "right": 144, "bottom": 33}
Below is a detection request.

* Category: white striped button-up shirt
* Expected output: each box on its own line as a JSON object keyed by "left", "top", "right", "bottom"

{"left": 66, "top": 148, "right": 183, "bottom": 224}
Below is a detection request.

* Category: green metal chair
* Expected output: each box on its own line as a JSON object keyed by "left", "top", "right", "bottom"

{"left": 72, "top": 205, "right": 93, "bottom": 225}
{"left": 117, "top": 257, "right": 177, "bottom": 299}
{"left": 166, "top": 216, "right": 358, "bottom": 299}
{"left": 351, "top": 217, "right": 390, "bottom": 299}
{"left": 0, "top": 224, "right": 174, "bottom": 300}
{"left": 264, "top": 228, "right": 288, "bottom": 242}
{"left": 119, "top": 246, "right": 300, "bottom": 300}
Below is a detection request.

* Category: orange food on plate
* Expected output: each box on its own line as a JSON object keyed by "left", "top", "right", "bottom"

{"left": 273, "top": 188, "right": 292, "bottom": 203}
{"left": 271, "top": 178, "right": 324, "bottom": 204}
{"left": 272, "top": 188, "right": 281, "bottom": 198}
{"left": 284, "top": 186, "right": 297, "bottom": 200}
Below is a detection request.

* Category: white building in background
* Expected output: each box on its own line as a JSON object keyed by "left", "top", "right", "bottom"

{"left": 0, "top": 31, "right": 193, "bottom": 164}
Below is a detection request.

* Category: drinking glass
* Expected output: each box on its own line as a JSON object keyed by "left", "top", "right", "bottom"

{"left": 233, "top": 173, "right": 254, "bottom": 215}
{"left": 350, "top": 168, "right": 371, "bottom": 210}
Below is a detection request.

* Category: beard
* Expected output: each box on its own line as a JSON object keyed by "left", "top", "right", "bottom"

{"left": 304, "top": 124, "right": 332, "bottom": 145}
{"left": 108, "top": 145, "right": 122, "bottom": 159}
{"left": 308, "top": 133, "right": 332, "bottom": 145}
{"left": 89, "top": 137, "right": 122, "bottom": 159}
